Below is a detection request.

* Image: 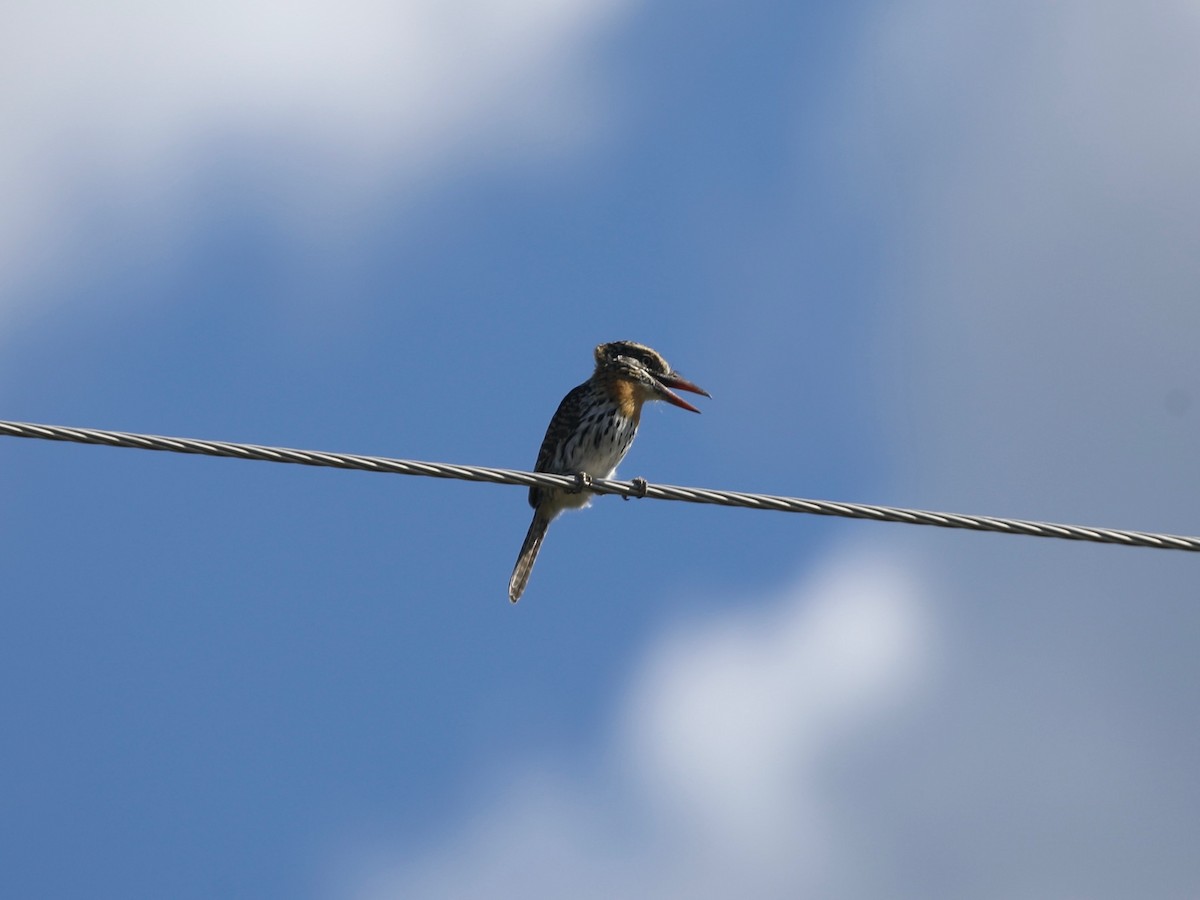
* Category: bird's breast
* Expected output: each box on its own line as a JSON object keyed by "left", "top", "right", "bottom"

{"left": 554, "top": 400, "right": 639, "bottom": 479}
{"left": 530, "top": 384, "right": 643, "bottom": 514}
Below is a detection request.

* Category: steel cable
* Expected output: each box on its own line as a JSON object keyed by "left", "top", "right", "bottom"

{"left": 1, "top": 419, "right": 1196, "bottom": 552}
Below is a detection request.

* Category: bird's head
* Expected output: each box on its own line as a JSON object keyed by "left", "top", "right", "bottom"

{"left": 594, "top": 341, "right": 710, "bottom": 413}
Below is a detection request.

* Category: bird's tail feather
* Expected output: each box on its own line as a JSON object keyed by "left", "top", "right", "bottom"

{"left": 509, "top": 512, "right": 551, "bottom": 603}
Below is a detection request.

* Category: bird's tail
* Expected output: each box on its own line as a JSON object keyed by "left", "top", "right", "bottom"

{"left": 509, "top": 511, "right": 551, "bottom": 603}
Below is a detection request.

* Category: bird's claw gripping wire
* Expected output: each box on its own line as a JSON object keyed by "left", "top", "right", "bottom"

{"left": 568, "top": 472, "right": 593, "bottom": 494}
{"left": 623, "top": 477, "right": 649, "bottom": 501}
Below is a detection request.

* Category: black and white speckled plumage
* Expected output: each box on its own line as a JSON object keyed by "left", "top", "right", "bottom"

{"left": 527, "top": 378, "right": 637, "bottom": 512}
{"left": 508, "top": 341, "right": 707, "bottom": 602}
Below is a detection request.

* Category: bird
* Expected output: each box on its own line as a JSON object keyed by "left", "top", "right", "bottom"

{"left": 508, "top": 341, "right": 709, "bottom": 602}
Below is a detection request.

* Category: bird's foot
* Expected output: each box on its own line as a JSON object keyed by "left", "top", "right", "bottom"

{"left": 568, "top": 472, "right": 593, "bottom": 494}
{"left": 623, "top": 476, "right": 649, "bottom": 500}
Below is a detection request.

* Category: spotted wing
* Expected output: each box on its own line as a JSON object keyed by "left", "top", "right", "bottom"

{"left": 528, "top": 381, "right": 589, "bottom": 508}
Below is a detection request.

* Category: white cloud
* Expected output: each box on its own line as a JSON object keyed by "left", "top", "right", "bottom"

{"left": 345, "top": 546, "right": 934, "bottom": 900}
{"left": 621, "top": 551, "right": 930, "bottom": 866}
{"left": 0, "top": 0, "right": 629, "bottom": 309}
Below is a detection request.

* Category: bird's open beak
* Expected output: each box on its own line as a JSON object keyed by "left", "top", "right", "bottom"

{"left": 653, "top": 372, "right": 711, "bottom": 413}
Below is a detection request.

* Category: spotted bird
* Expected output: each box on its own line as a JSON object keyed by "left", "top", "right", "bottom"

{"left": 508, "top": 341, "right": 709, "bottom": 602}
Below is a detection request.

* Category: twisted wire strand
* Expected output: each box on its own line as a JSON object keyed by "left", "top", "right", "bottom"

{"left": 1, "top": 419, "right": 1196, "bottom": 553}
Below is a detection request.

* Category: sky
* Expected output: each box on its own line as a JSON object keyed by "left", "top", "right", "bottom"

{"left": 1, "top": 1, "right": 1198, "bottom": 897}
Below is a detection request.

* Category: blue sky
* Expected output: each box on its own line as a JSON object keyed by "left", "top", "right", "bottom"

{"left": 2, "top": 1, "right": 1199, "bottom": 897}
